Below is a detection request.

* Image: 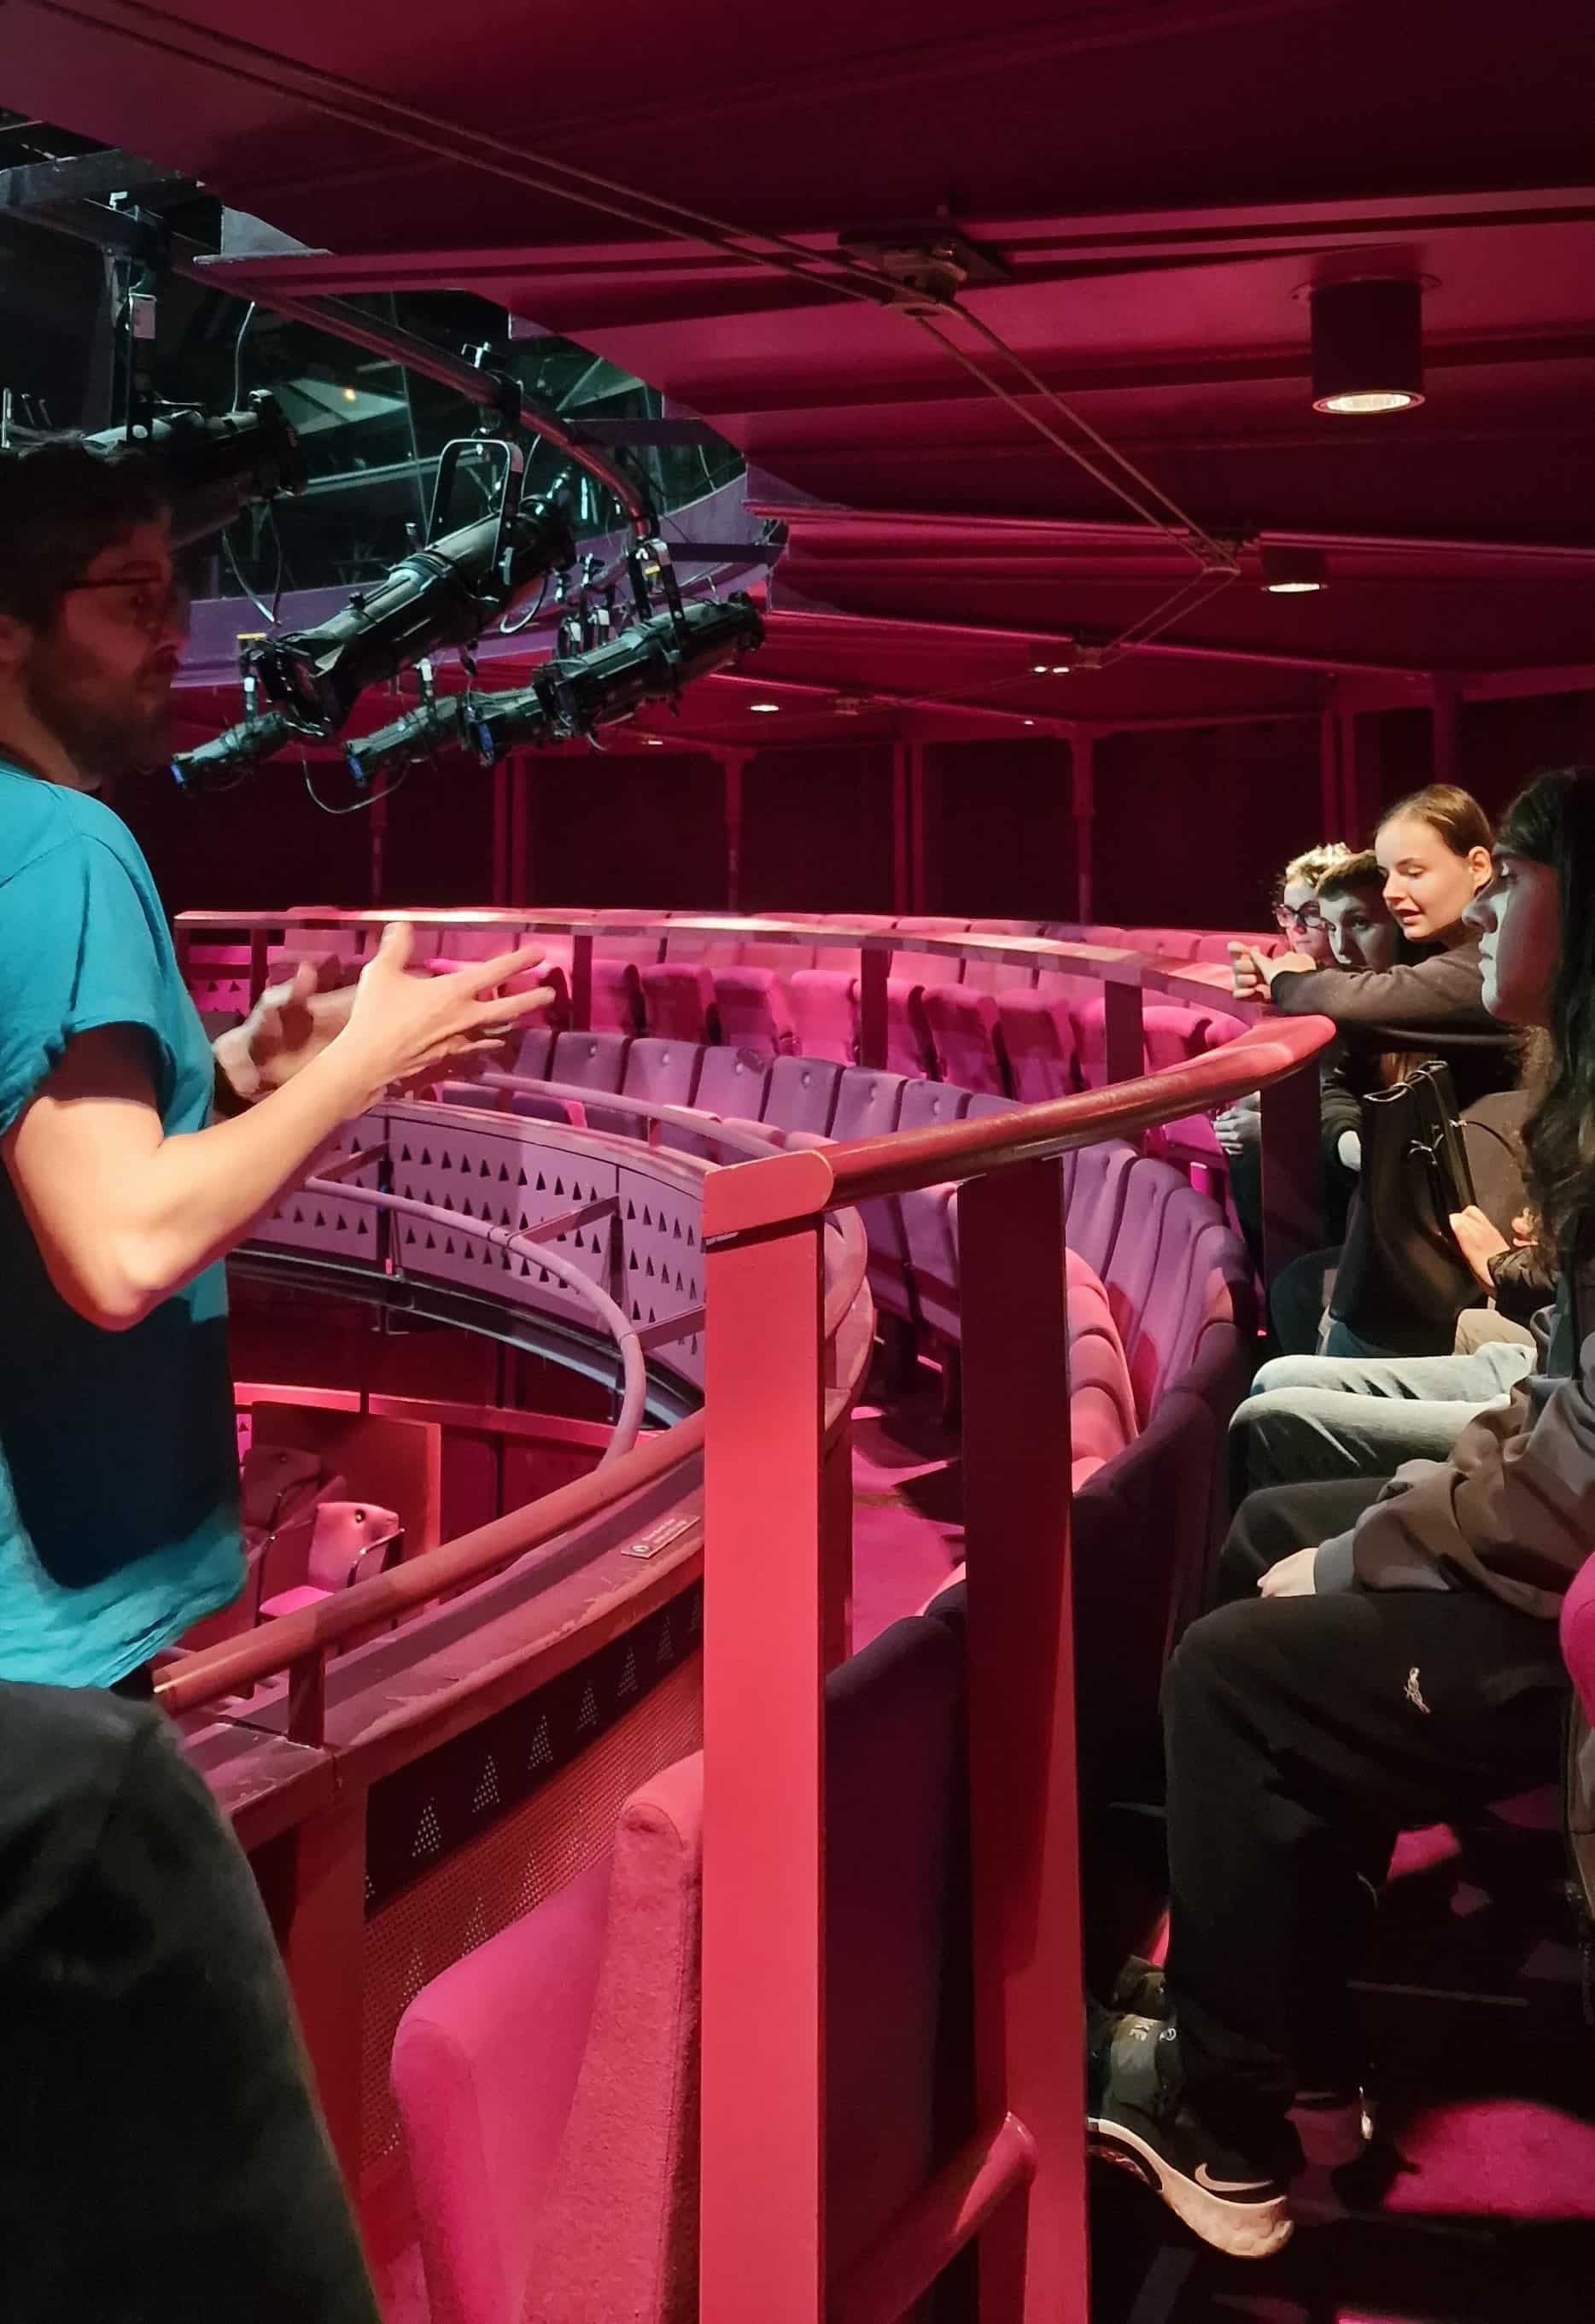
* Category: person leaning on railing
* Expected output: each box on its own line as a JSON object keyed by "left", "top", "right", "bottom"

{"left": 1088, "top": 767, "right": 1595, "bottom": 2264}
{"left": 0, "top": 441, "right": 552, "bottom": 1695}
{"left": 1230, "top": 785, "right": 1520, "bottom": 1358}
{"left": 1220, "top": 846, "right": 1405, "bottom": 1266}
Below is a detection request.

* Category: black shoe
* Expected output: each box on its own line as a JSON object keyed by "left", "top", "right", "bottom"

{"left": 1103, "top": 1965, "right": 1373, "bottom": 2167}
{"left": 1087, "top": 2007, "right": 1294, "bottom": 2259}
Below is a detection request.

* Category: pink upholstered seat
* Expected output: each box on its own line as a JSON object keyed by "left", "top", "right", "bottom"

{"left": 639, "top": 961, "right": 718, "bottom": 1042}
{"left": 392, "top": 1614, "right": 966, "bottom": 2324}
{"left": 1562, "top": 1557, "right": 1595, "bottom": 1723}
{"left": 920, "top": 983, "right": 1010, "bottom": 1094}
{"left": 257, "top": 1499, "right": 400, "bottom": 1622}
{"left": 710, "top": 965, "right": 797, "bottom": 1054}
{"left": 994, "top": 988, "right": 1079, "bottom": 1101}
{"left": 788, "top": 968, "right": 858, "bottom": 1063}
{"left": 1065, "top": 1249, "right": 1139, "bottom": 1485}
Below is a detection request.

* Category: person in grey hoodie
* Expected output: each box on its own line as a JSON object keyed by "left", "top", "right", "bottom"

{"left": 1089, "top": 766, "right": 1595, "bottom": 2262}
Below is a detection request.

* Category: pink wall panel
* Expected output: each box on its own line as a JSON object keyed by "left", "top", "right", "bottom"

{"left": 523, "top": 750, "right": 727, "bottom": 908}
{"left": 1091, "top": 719, "right": 1324, "bottom": 927}
{"left": 740, "top": 744, "right": 897, "bottom": 912}
{"left": 928, "top": 738, "right": 1078, "bottom": 917}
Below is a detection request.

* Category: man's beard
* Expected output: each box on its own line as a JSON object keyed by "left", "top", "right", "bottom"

{"left": 24, "top": 638, "right": 172, "bottom": 783}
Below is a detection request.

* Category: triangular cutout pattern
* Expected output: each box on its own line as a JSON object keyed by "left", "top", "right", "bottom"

{"left": 575, "top": 1683, "right": 599, "bottom": 1733}
{"left": 617, "top": 1645, "right": 639, "bottom": 1698}
{"left": 412, "top": 1800, "right": 442, "bottom": 1860}
{"left": 470, "top": 1754, "right": 500, "bottom": 1816}
{"left": 656, "top": 1614, "right": 675, "bottom": 1667}
{"left": 528, "top": 1716, "right": 553, "bottom": 1769}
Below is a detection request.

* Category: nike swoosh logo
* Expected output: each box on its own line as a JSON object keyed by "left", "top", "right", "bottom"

{"left": 1194, "top": 2163, "right": 1276, "bottom": 2195}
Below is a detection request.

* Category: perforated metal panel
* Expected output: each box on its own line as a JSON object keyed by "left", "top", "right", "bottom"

{"left": 254, "top": 1113, "right": 386, "bottom": 1263}
{"left": 618, "top": 1162, "right": 704, "bottom": 1379}
{"left": 389, "top": 1109, "right": 621, "bottom": 1324}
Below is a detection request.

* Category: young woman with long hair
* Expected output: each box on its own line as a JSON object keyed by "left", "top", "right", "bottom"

{"left": 1090, "top": 767, "right": 1595, "bottom": 2262}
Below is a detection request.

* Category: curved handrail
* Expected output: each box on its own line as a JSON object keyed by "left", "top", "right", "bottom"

{"left": 172, "top": 906, "right": 1259, "bottom": 1019}
{"left": 704, "top": 1018, "right": 1335, "bottom": 1236}
{"left": 301, "top": 1177, "right": 649, "bottom": 1463}
{"left": 155, "top": 1411, "right": 706, "bottom": 1722}
{"left": 158, "top": 1150, "right": 871, "bottom": 1726}
{"left": 473, "top": 1073, "right": 803, "bottom": 1159}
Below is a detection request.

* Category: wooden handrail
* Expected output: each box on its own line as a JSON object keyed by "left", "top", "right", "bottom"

{"left": 172, "top": 906, "right": 1261, "bottom": 1019}
{"left": 703, "top": 1017, "right": 1335, "bottom": 1237}
{"left": 159, "top": 1173, "right": 869, "bottom": 1723}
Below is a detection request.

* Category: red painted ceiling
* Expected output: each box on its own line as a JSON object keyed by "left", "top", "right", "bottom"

{"left": 7, "top": 0, "right": 1595, "bottom": 740}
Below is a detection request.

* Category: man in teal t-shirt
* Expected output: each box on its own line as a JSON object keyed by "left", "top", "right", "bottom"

{"left": 0, "top": 444, "right": 544, "bottom": 1691}
{"left": 0, "top": 762, "right": 242, "bottom": 1685}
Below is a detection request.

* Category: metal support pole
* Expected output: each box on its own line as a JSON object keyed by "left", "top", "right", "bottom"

{"left": 256, "top": 1797, "right": 368, "bottom": 2188}
{"left": 1103, "top": 981, "right": 1145, "bottom": 1089}
{"left": 722, "top": 752, "right": 746, "bottom": 913}
{"left": 490, "top": 760, "right": 511, "bottom": 907}
{"left": 858, "top": 943, "right": 890, "bottom": 1071}
{"left": 1071, "top": 735, "right": 1095, "bottom": 924}
{"left": 909, "top": 741, "right": 928, "bottom": 913}
{"left": 1319, "top": 697, "right": 1343, "bottom": 837}
{"left": 701, "top": 1220, "right": 827, "bottom": 2324}
{"left": 1259, "top": 1054, "right": 1324, "bottom": 1280}
{"left": 1430, "top": 680, "right": 1459, "bottom": 789}
{"left": 891, "top": 742, "right": 910, "bottom": 914}
{"left": 959, "top": 1160, "right": 1090, "bottom": 2324}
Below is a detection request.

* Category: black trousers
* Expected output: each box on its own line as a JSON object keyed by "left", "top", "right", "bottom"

{"left": 1166, "top": 1476, "right": 1569, "bottom": 2151}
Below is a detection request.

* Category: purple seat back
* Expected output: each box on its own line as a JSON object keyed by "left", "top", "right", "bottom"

{"left": 897, "top": 1078, "right": 972, "bottom": 1133}
{"left": 621, "top": 1039, "right": 704, "bottom": 1108}
{"left": 692, "top": 1046, "right": 771, "bottom": 1118}
{"left": 1059, "top": 1140, "right": 1139, "bottom": 1280}
{"left": 1098, "top": 1158, "right": 1250, "bottom": 1423}
{"left": 832, "top": 1070, "right": 913, "bottom": 1315}
{"left": 508, "top": 1027, "right": 553, "bottom": 1082}
{"left": 548, "top": 1031, "right": 633, "bottom": 1093}
{"left": 761, "top": 1056, "right": 842, "bottom": 1136}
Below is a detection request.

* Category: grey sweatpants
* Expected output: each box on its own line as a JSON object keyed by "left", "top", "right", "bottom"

{"left": 1228, "top": 1339, "right": 1538, "bottom": 1499}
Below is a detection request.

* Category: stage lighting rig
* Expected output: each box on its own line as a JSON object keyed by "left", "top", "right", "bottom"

{"left": 342, "top": 663, "right": 476, "bottom": 788}
{"left": 170, "top": 708, "right": 297, "bottom": 794}
{"left": 469, "top": 593, "right": 763, "bottom": 762}
{"left": 245, "top": 429, "right": 576, "bottom": 738}
{"left": 83, "top": 392, "right": 307, "bottom": 546}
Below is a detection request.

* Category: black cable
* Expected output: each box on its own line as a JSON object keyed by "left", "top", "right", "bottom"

{"left": 231, "top": 301, "right": 256, "bottom": 414}
{"left": 301, "top": 755, "right": 417, "bottom": 815}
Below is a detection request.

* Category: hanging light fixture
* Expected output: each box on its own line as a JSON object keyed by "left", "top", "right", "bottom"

{"left": 1259, "top": 544, "right": 1328, "bottom": 594}
{"left": 1308, "top": 279, "right": 1425, "bottom": 414}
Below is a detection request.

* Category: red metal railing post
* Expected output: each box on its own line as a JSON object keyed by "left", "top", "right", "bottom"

{"left": 958, "top": 1159, "right": 1090, "bottom": 2324}
{"left": 570, "top": 927, "right": 593, "bottom": 1031}
{"left": 1259, "top": 1055, "right": 1323, "bottom": 1280}
{"left": 701, "top": 1218, "right": 827, "bottom": 2324}
{"left": 257, "top": 1796, "right": 368, "bottom": 2186}
{"left": 859, "top": 941, "right": 889, "bottom": 1070}
{"left": 1103, "top": 978, "right": 1144, "bottom": 1089}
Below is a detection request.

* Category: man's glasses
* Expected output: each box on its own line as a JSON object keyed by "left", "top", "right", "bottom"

{"left": 61, "top": 575, "right": 190, "bottom": 638}
{"left": 1274, "top": 903, "right": 1323, "bottom": 935}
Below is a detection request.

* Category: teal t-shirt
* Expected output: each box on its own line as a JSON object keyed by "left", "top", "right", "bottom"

{"left": 0, "top": 767, "right": 242, "bottom": 1686}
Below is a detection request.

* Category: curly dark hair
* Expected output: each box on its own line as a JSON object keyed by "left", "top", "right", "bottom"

{"left": 0, "top": 439, "right": 167, "bottom": 631}
{"left": 1493, "top": 767, "right": 1595, "bottom": 1268}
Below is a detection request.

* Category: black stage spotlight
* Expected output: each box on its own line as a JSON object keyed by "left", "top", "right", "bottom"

{"left": 247, "top": 495, "right": 575, "bottom": 739}
{"left": 469, "top": 594, "right": 764, "bottom": 762}
{"left": 85, "top": 392, "right": 306, "bottom": 545}
{"left": 170, "top": 708, "right": 297, "bottom": 793}
{"left": 343, "top": 689, "right": 474, "bottom": 788}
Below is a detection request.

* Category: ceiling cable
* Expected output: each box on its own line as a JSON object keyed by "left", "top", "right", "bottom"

{"left": 46, "top": 0, "right": 1237, "bottom": 640}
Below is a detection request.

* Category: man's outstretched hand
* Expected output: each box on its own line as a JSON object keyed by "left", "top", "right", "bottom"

{"left": 213, "top": 958, "right": 357, "bottom": 1108}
